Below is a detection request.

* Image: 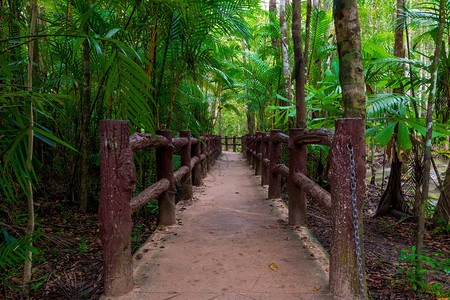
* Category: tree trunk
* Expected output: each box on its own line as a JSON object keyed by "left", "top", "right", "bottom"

{"left": 416, "top": 0, "right": 446, "bottom": 271}
{"left": 269, "top": 0, "right": 280, "bottom": 48}
{"left": 280, "top": 0, "right": 292, "bottom": 104}
{"left": 292, "top": 0, "right": 306, "bottom": 129}
{"left": 376, "top": 134, "right": 411, "bottom": 216}
{"left": 80, "top": 5, "right": 91, "bottom": 212}
{"left": 333, "top": 0, "right": 366, "bottom": 119}
{"left": 433, "top": 159, "right": 450, "bottom": 226}
{"left": 23, "top": 0, "right": 38, "bottom": 286}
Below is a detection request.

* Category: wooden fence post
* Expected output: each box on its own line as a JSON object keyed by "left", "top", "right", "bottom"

{"left": 207, "top": 135, "right": 213, "bottom": 171}
{"left": 156, "top": 130, "right": 176, "bottom": 225}
{"left": 242, "top": 135, "right": 246, "bottom": 156}
{"left": 329, "top": 118, "right": 367, "bottom": 299}
{"left": 288, "top": 128, "right": 307, "bottom": 226}
{"left": 200, "top": 135, "right": 207, "bottom": 176}
{"left": 180, "top": 130, "right": 192, "bottom": 201}
{"left": 252, "top": 134, "right": 258, "bottom": 172}
{"left": 268, "top": 129, "right": 282, "bottom": 199}
{"left": 261, "top": 133, "right": 269, "bottom": 186}
{"left": 248, "top": 134, "right": 253, "bottom": 166}
{"left": 99, "top": 120, "right": 134, "bottom": 296}
{"left": 225, "top": 136, "right": 229, "bottom": 151}
{"left": 255, "top": 132, "right": 262, "bottom": 175}
{"left": 192, "top": 137, "right": 202, "bottom": 186}
{"left": 233, "top": 136, "right": 237, "bottom": 152}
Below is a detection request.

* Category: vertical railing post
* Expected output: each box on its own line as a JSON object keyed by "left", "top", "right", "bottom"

{"left": 225, "top": 136, "right": 229, "bottom": 151}
{"left": 192, "top": 136, "right": 202, "bottom": 186}
{"left": 156, "top": 130, "right": 176, "bottom": 225}
{"left": 268, "top": 129, "right": 282, "bottom": 199}
{"left": 180, "top": 130, "right": 192, "bottom": 201}
{"left": 261, "top": 133, "right": 269, "bottom": 186}
{"left": 233, "top": 136, "right": 237, "bottom": 152}
{"left": 255, "top": 132, "right": 262, "bottom": 175}
{"left": 99, "top": 120, "right": 134, "bottom": 296}
{"left": 201, "top": 135, "right": 207, "bottom": 175}
{"left": 329, "top": 118, "right": 367, "bottom": 299}
{"left": 206, "top": 135, "right": 212, "bottom": 171}
{"left": 252, "top": 134, "right": 258, "bottom": 172}
{"left": 242, "top": 135, "right": 246, "bottom": 157}
{"left": 288, "top": 128, "right": 307, "bottom": 226}
{"left": 248, "top": 134, "right": 253, "bottom": 166}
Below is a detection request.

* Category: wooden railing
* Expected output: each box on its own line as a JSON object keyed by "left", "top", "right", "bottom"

{"left": 98, "top": 120, "right": 221, "bottom": 297}
{"left": 242, "top": 118, "right": 367, "bottom": 299}
{"left": 222, "top": 136, "right": 242, "bottom": 152}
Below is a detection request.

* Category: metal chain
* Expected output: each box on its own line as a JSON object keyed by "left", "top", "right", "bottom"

{"left": 347, "top": 142, "right": 367, "bottom": 300}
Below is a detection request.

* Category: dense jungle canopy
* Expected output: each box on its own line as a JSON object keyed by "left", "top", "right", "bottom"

{"left": 1, "top": 0, "right": 450, "bottom": 298}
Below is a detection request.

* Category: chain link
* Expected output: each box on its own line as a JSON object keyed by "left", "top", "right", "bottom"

{"left": 347, "top": 142, "right": 367, "bottom": 300}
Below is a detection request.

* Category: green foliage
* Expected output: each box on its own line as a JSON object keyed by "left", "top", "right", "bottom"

{"left": 394, "top": 246, "right": 449, "bottom": 297}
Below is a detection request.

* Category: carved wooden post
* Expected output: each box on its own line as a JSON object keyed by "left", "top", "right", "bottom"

{"left": 268, "top": 129, "right": 282, "bottom": 198}
{"left": 329, "top": 118, "right": 367, "bottom": 299}
{"left": 247, "top": 134, "right": 253, "bottom": 165}
{"left": 288, "top": 128, "right": 307, "bottom": 226}
{"left": 156, "top": 130, "right": 176, "bottom": 225}
{"left": 261, "top": 133, "right": 269, "bottom": 186}
{"left": 206, "top": 135, "right": 212, "bottom": 171}
{"left": 233, "top": 136, "right": 237, "bottom": 152}
{"left": 193, "top": 137, "right": 202, "bottom": 186}
{"left": 99, "top": 120, "right": 134, "bottom": 296}
{"left": 255, "top": 132, "right": 262, "bottom": 175}
{"left": 252, "top": 134, "right": 258, "bottom": 172}
{"left": 225, "top": 136, "right": 229, "bottom": 151}
{"left": 180, "top": 130, "right": 192, "bottom": 200}
{"left": 201, "top": 135, "right": 207, "bottom": 175}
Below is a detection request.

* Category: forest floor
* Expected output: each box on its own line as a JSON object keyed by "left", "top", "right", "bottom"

{"left": 2, "top": 155, "right": 449, "bottom": 299}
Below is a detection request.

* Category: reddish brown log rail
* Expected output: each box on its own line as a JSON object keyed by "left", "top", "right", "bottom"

{"left": 222, "top": 135, "right": 242, "bottom": 152}
{"left": 99, "top": 120, "right": 221, "bottom": 297}
{"left": 242, "top": 118, "right": 367, "bottom": 299}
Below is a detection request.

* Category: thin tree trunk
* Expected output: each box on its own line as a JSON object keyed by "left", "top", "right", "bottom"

{"left": 280, "top": 0, "right": 291, "bottom": 104}
{"left": 269, "top": 0, "right": 279, "bottom": 48}
{"left": 433, "top": 159, "right": 450, "bottom": 226}
{"left": 303, "top": 0, "right": 312, "bottom": 77}
{"left": 416, "top": 0, "right": 446, "bottom": 271}
{"left": 23, "top": 0, "right": 38, "bottom": 286}
{"left": 333, "top": 0, "right": 366, "bottom": 119}
{"left": 292, "top": 0, "right": 306, "bottom": 129}
{"left": 80, "top": 3, "right": 91, "bottom": 213}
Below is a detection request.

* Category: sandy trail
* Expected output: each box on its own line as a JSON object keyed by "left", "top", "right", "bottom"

{"left": 114, "top": 151, "right": 331, "bottom": 300}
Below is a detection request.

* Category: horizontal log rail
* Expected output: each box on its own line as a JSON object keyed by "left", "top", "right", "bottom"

{"left": 99, "top": 120, "right": 222, "bottom": 297}
{"left": 222, "top": 135, "right": 242, "bottom": 152}
{"left": 241, "top": 118, "right": 366, "bottom": 299}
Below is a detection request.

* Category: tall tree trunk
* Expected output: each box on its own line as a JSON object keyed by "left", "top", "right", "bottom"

{"left": 333, "top": 0, "right": 365, "bottom": 119}
{"left": 280, "top": 0, "right": 292, "bottom": 104}
{"left": 417, "top": 0, "right": 446, "bottom": 271}
{"left": 433, "top": 159, "right": 450, "bottom": 226}
{"left": 292, "top": 0, "right": 306, "bottom": 129}
{"left": 331, "top": 0, "right": 367, "bottom": 298}
{"left": 269, "top": 0, "right": 280, "bottom": 48}
{"left": 23, "top": 0, "right": 38, "bottom": 286}
{"left": 376, "top": 0, "right": 410, "bottom": 217}
{"left": 242, "top": 39, "right": 255, "bottom": 133}
{"left": 80, "top": 4, "right": 91, "bottom": 213}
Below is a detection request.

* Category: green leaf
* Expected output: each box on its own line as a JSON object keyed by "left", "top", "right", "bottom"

{"left": 374, "top": 122, "right": 396, "bottom": 146}
{"left": 397, "top": 122, "right": 412, "bottom": 151}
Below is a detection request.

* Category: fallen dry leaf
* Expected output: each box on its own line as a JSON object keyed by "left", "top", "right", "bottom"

{"left": 269, "top": 263, "right": 278, "bottom": 270}
{"left": 312, "top": 285, "right": 321, "bottom": 291}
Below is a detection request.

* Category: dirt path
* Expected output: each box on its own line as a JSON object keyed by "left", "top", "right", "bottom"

{"left": 113, "top": 151, "right": 331, "bottom": 300}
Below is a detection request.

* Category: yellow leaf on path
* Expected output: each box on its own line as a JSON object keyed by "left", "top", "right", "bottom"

{"left": 269, "top": 263, "right": 278, "bottom": 270}
{"left": 312, "top": 286, "right": 321, "bottom": 291}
